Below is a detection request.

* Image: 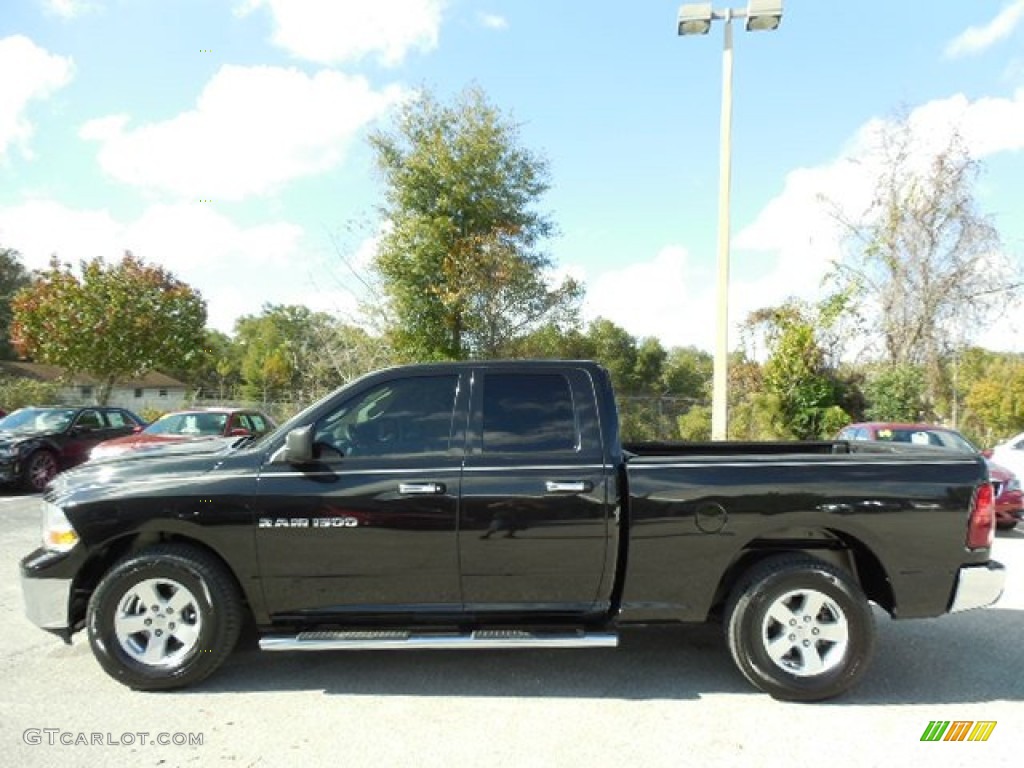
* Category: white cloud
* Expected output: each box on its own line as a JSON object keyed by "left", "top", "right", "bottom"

{"left": 737, "top": 89, "right": 1024, "bottom": 263}
{"left": 235, "top": 0, "right": 445, "bottom": 67}
{"left": 0, "top": 35, "right": 73, "bottom": 160}
{"left": 733, "top": 88, "right": 1024, "bottom": 354}
{"left": 580, "top": 243, "right": 825, "bottom": 354}
{"left": 945, "top": 1, "right": 1024, "bottom": 58}
{"left": 78, "top": 113, "right": 128, "bottom": 141}
{"left": 580, "top": 88, "right": 1024, "bottom": 355}
{"left": 80, "top": 65, "right": 405, "bottom": 200}
{"left": 0, "top": 200, "right": 308, "bottom": 333}
{"left": 478, "top": 13, "right": 508, "bottom": 31}
{"left": 41, "top": 0, "right": 98, "bottom": 19}
{"left": 0, "top": 199, "right": 303, "bottom": 271}
{"left": 929, "top": 89, "right": 1024, "bottom": 156}
{"left": 0, "top": 200, "right": 121, "bottom": 268}
{"left": 581, "top": 246, "right": 718, "bottom": 349}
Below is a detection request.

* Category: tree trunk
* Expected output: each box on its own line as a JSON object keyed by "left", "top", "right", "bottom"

{"left": 96, "top": 375, "right": 116, "bottom": 405}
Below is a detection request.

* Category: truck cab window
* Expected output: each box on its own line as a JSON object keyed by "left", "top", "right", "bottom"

{"left": 482, "top": 373, "right": 578, "bottom": 453}
{"left": 315, "top": 375, "right": 458, "bottom": 458}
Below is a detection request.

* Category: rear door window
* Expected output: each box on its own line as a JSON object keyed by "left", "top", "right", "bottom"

{"left": 106, "top": 410, "right": 130, "bottom": 428}
{"left": 481, "top": 373, "right": 578, "bottom": 454}
{"left": 74, "top": 409, "right": 103, "bottom": 431}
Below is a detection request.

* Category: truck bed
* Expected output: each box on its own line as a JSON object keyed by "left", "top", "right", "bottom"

{"left": 618, "top": 441, "right": 987, "bottom": 624}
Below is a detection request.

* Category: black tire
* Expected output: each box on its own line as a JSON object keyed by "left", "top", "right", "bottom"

{"left": 724, "top": 555, "right": 874, "bottom": 702}
{"left": 87, "top": 544, "right": 242, "bottom": 690}
{"left": 21, "top": 449, "right": 58, "bottom": 492}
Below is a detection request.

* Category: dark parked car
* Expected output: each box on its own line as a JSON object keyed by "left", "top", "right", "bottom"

{"left": 837, "top": 421, "right": 1023, "bottom": 530}
{"left": 90, "top": 408, "right": 275, "bottom": 460}
{"left": 0, "top": 406, "right": 146, "bottom": 491}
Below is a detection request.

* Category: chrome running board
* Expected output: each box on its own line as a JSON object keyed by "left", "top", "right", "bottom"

{"left": 259, "top": 628, "right": 618, "bottom": 652}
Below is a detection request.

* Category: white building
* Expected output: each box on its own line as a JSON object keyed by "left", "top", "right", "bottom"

{"left": 0, "top": 361, "right": 190, "bottom": 414}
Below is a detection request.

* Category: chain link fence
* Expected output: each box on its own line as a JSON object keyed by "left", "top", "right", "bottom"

{"left": 616, "top": 395, "right": 707, "bottom": 442}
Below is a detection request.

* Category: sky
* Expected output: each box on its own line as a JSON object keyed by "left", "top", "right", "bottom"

{"left": 1, "top": 0, "right": 1023, "bottom": 355}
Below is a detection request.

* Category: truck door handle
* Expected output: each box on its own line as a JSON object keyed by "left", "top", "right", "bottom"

{"left": 545, "top": 481, "right": 592, "bottom": 494}
{"left": 399, "top": 482, "right": 446, "bottom": 495}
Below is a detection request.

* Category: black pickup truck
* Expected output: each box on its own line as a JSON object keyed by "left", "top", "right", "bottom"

{"left": 21, "top": 361, "right": 1005, "bottom": 701}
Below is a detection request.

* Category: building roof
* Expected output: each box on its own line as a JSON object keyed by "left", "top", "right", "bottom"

{"left": 0, "top": 361, "right": 189, "bottom": 389}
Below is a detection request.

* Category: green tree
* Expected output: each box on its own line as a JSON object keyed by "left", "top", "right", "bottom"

{"left": 960, "top": 353, "right": 1024, "bottom": 445}
{"left": 743, "top": 301, "right": 850, "bottom": 440}
{"left": 726, "top": 351, "right": 788, "bottom": 440}
{"left": 633, "top": 338, "right": 667, "bottom": 395}
{"left": 829, "top": 118, "right": 1019, "bottom": 414}
{"left": 0, "top": 246, "right": 32, "bottom": 360}
{"left": 661, "top": 346, "right": 712, "bottom": 402}
{"left": 10, "top": 253, "right": 206, "bottom": 404}
{"left": 510, "top": 322, "right": 591, "bottom": 359}
{"left": 663, "top": 347, "right": 713, "bottom": 441}
{"left": 581, "top": 318, "right": 641, "bottom": 392}
{"left": 370, "top": 85, "right": 580, "bottom": 360}
{"left": 677, "top": 405, "right": 712, "bottom": 441}
{"left": 574, "top": 319, "right": 685, "bottom": 440}
{"left": 863, "top": 364, "right": 926, "bottom": 422}
{"left": 163, "top": 329, "right": 242, "bottom": 400}
{"left": 0, "top": 376, "right": 60, "bottom": 411}
{"left": 207, "top": 330, "right": 241, "bottom": 400}
{"left": 235, "top": 304, "right": 391, "bottom": 403}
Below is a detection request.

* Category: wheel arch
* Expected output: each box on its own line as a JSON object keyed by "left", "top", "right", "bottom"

{"left": 69, "top": 531, "right": 255, "bottom": 634}
{"left": 707, "top": 526, "right": 895, "bottom": 621}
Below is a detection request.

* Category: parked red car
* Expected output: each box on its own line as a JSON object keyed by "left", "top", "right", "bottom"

{"left": 90, "top": 407, "right": 275, "bottom": 460}
{"left": 837, "top": 422, "right": 1023, "bottom": 530}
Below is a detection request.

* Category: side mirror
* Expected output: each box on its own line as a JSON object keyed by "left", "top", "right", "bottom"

{"left": 981, "top": 449, "right": 993, "bottom": 459}
{"left": 229, "top": 427, "right": 251, "bottom": 437}
{"left": 283, "top": 426, "right": 314, "bottom": 464}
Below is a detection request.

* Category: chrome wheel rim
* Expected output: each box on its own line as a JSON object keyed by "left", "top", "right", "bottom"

{"left": 29, "top": 453, "right": 57, "bottom": 490}
{"left": 114, "top": 578, "right": 202, "bottom": 667}
{"left": 761, "top": 588, "right": 849, "bottom": 677}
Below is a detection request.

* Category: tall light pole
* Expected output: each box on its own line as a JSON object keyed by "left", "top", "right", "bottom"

{"left": 677, "top": 1, "right": 783, "bottom": 440}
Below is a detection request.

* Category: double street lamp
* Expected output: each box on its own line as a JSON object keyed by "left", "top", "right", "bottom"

{"left": 677, "top": 1, "right": 783, "bottom": 440}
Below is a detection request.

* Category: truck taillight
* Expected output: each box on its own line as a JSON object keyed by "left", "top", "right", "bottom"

{"left": 966, "top": 483, "right": 995, "bottom": 550}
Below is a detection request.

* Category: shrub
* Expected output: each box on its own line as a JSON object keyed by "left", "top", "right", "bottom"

{"left": 0, "top": 377, "right": 62, "bottom": 413}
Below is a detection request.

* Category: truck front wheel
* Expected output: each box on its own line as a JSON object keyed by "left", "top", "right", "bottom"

{"left": 86, "top": 544, "right": 242, "bottom": 690}
{"left": 724, "top": 555, "right": 874, "bottom": 701}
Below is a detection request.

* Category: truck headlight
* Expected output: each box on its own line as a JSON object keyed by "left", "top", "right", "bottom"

{"left": 42, "top": 501, "right": 79, "bottom": 552}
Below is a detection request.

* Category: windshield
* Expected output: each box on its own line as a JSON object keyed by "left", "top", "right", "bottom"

{"left": 145, "top": 412, "right": 229, "bottom": 437}
{"left": 0, "top": 408, "right": 77, "bottom": 434}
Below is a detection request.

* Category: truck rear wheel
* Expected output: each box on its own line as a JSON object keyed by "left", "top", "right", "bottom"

{"left": 724, "top": 555, "right": 874, "bottom": 701}
{"left": 86, "top": 544, "right": 242, "bottom": 690}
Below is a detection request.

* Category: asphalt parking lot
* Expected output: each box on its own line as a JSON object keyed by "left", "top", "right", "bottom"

{"left": 1, "top": 492, "right": 1021, "bottom": 768}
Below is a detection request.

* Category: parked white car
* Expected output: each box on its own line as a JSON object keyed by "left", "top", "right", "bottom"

{"left": 989, "top": 431, "right": 1024, "bottom": 482}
